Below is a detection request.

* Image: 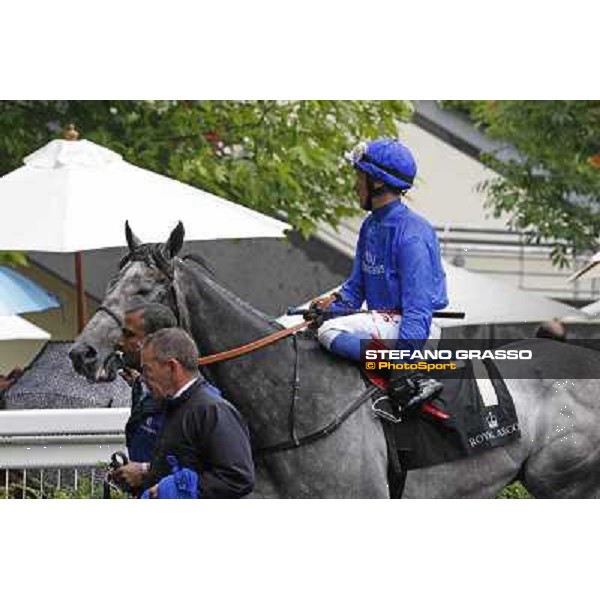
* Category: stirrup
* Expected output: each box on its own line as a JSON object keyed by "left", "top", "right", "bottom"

{"left": 371, "top": 392, "right": 403, "bottom": 424}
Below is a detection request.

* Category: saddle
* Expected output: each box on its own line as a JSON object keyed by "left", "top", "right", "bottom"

{"left": 361, "top": 341, "right": 521, "bottom": 495}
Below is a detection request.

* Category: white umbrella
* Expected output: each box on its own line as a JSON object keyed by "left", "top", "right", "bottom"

{"left": 0, "top": 127, "right": 289, "bottom": 330}
{"left": 0, "top": 315, "right": 50, "bottom": 341}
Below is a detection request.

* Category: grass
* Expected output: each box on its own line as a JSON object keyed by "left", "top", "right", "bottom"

{"left": 1, "top": 470, "right": 128, "bottom": 499}
{"left": 497, "top": 482, "right": 533, "bottom": 499}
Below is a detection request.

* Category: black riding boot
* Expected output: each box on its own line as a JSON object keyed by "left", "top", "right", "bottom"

{"left": 388, "top": 371, "right": 444, "bottom": 414}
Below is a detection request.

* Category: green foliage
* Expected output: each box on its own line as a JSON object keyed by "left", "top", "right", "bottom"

{"left": 1, "top": 476, "right": 532, "bottom": 499}
{"left": 49, "top": 477, "right": 128, "bottom": 500}
{"left": 0, "top": 251, "right": 27, "bottom": 267}
{"left": 439, "top": 100, "right": 488, "bottom": 124}
{"left": 0, "top": 469, "right": 128, "bottom": 499}
{"left": 497, "top": 482, "right": 533, "bottom": 499}
{"left": 440, "top": 101, "right": 600, "bottom": 266}
{"left": 0, "top": 100, "right": 412, "bottom": 238}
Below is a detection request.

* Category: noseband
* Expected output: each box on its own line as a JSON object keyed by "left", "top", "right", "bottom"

{"left": 97, "top": 304, "right": 124, "bottom": 328}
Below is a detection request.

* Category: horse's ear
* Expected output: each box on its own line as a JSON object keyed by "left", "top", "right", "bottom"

{"left": 165, "top": 221, "right": 185, "bottom": 258}
{"left": 125, "top": 221, "right": 142, "bottom": 252}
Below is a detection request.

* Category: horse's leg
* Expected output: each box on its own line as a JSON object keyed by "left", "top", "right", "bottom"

{"left": 251, "top": 404, "right": 390, "bottom": 498}
{"left": 402, "top": 443, "right": 527, "bottom": 498}
{"left": 520, "top": 378, "right": 600, "bottom": 498}
{"left": 403, "top": 378, "right": 540, "bottom": 498}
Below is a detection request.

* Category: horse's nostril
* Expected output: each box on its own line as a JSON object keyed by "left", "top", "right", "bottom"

{"left": 69, "top": 343, "right": 99, "bottom": 372}
{"left": 82, "top": 345, "right": 98, "bottom": 363}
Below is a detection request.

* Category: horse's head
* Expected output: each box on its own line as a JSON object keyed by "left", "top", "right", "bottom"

{"left": 69, "top": 221, "right": 186, "bottom": 382}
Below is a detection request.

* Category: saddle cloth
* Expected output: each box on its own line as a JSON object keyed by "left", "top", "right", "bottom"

{"left": 364, "top": 357, "right": 521, "bottom": 471}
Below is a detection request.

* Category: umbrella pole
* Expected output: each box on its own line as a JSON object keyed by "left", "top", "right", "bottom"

{"left": 74, "top": 252, "right": 87, "bottom": 333}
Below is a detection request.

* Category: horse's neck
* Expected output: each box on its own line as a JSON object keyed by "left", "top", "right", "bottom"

{"left": 179, "top": 263, "right": 293, "bottom": 386}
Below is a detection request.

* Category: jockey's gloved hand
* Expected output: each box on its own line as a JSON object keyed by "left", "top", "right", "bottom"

{"left": 305, "top": 292, "right": 341, "bottom": 329}
{"left": 388, "top": 370, "right": 444, "bottom": 413}
{"left": 304, "top": 305, "right": 324, "bottom": 328}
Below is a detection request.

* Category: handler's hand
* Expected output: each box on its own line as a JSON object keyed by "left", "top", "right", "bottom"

{"left": 119, "top": 367, "right": 140, "bottom": 387}
{"left": 147, "top": 485, "right": 159, "bottom": 499}
{"left": 111, "top": 462, "right": 147, "bottom": 489}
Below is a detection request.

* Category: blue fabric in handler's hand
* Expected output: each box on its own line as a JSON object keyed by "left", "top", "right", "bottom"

{"left": 141, "top": 455, "right": 200, "bottom": 499}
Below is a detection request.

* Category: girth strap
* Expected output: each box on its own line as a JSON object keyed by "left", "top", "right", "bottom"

{"left": 380, "top": 418, "right": 407, "bottom": 498}
{"left": 256, "top": 384, "right": 380, "bottom": 456}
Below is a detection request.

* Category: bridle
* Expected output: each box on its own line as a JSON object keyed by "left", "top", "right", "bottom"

{"left": 96, "top": 244, "right": 190, "bottom": 332}
{"left": 94, "top": 247, "right": 374, "bottom": 457}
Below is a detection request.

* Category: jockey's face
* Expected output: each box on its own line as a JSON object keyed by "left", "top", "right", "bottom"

{"left": 356, "top": 170, "right": 386, "bottom": 210}
{"left": 355, "top": 170, "right": 370, "bottom": 209}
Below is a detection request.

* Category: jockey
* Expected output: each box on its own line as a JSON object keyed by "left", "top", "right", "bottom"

{"left": 313, "top": 138, "right": 449, "bottom": 412}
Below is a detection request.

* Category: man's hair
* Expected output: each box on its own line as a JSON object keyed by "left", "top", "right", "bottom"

{"left": 125, "top": 301, "right": 177, "bottom": 335}
{"left": 144, "top": 327, "right": 199, "bottom": 372}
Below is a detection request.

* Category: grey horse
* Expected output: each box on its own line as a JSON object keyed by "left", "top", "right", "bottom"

{"left": 69, "top": 222, "right": 600, "bottom": 498}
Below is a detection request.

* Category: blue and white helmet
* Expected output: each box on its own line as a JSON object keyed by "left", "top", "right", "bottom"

{"left": 345, "top": 138, "right": 417, "bottom": 191}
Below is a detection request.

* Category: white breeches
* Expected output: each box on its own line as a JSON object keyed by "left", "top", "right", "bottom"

{"left": 317, "top": 311, "right": 441, "bottom": 350}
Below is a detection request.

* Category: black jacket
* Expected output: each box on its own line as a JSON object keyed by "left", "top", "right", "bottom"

{"left": 145, "top": 377, "right": 255, "bottom": 498}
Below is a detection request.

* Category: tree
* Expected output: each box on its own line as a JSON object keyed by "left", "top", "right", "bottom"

{"left": 441, "top": 101, "right": 600, "bottom": 266}
{"left": 0, "top": 101, "right": 412, "bottom": 239}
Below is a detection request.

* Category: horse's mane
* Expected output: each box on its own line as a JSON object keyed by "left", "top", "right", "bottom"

{"left": 116, "top": 243, "right": 283, "bottom": 330}
{"left": 119, "top": 243, "right": 171, "bottom": 272}
{"left": 179, "top": 253, "right": 283, "bottom": 329}
{"left": 119, "top": 245, "right": 215, "bottom": 277}
{"left": 181, "top": 253, "right": 215, "bottom": 277}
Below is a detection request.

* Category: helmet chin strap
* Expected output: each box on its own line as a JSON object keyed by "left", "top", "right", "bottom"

{"left": 363, "top": 177, "right": 395, "bottom": 211}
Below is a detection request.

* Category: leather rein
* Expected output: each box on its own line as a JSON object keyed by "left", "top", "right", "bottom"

{"left": 198, "top": 320, "right": 310, "bottom": 365}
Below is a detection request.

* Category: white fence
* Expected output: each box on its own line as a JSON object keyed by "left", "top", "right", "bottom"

{"left": 0, "top": 408, "right": 128, "bottom": 498}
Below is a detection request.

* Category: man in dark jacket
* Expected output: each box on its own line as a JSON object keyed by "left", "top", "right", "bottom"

{"left": 118, "top": 301, "right": 177, "bottom": 463}
{"left": 112, "top": 327, "right": 255, "bottom": 499}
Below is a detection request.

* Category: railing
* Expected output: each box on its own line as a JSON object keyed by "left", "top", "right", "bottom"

{"left": 317, "top": 220, "right": 596, "bottom": 303}
{"left": 0, "top": 408, "right": 128, "bottom": 498}
{"left": 437, "top": 226, "right": 596, "bottom": 302}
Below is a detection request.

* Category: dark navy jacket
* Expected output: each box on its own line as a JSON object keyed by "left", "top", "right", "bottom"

{"left": 126, "top": 378, "right": 225, "bottom": 464}
{"left": 144, "top": 377, "right": 255, "bottom": 499}
{"left": 331, "top": 200, "right": 448, "bottom": 353}
{"left": 125, "top": 379, "right": 164, "bottom": 463}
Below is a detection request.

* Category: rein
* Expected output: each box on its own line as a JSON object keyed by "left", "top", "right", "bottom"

{"left": 198, "top": 321, "right": 310, "bottom": 365}
{"left": 198, "top": 317, "right": 379, "bottom": 457}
